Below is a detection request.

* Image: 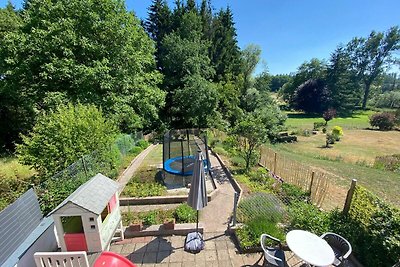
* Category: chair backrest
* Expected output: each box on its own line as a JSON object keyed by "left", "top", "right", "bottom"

{"left": 34, "top": 251, "right": 89, "bottom": 267}
{"left": 260, "top": 234, "right": 283, "bottom": 266}
{"left": 321, "top": 232, "right": 352, "bottom": 259}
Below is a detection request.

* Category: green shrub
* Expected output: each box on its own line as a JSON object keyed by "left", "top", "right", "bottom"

{"left": 248, "top": 168, "right": 270, "bottom": 183}
{"left": 129, "top": 146, "right": 143, "bottom": 155}
{"left": 174, "top": 203, "right": 197, "bottom": 223}
{"left": 345, "top": 186, "right": 400, "bottom": 266}
{"left": 38, "top": 175, "right": 88, "bottom": 214}
{"left": 313, "top": 122, "right": 325, "bottom": 130}
{"left": 369, "top": 112, "right": 396, "bottom": 130}
{"left": 236, "top": 216, "right": 285, "bottom": 248}
{"left": 331, "top": 126, "right": 343, "bottom": 141}
{"left": 230, "top": 156, "right": 246, "bottom": 167}
{"left": 322, "top": 127, "right": 327, "bottom": 133}
{"left": 279, "top": 183, "right": 309, "bottom": 204}
{"left": 136, "top": 139, "right": 149, "bottom": 149}
{"left": 326, "top": 133, "right": 336, "bottom": 147}
{"left": 288, "top": 201, "right": 329, "bottom": 235}
{"left": 122, "top": 209, "right": 175, "bottom": 226}
{"left": 16, "top": 103, "right": 117, "bottom": 177}
{"left": 115, "top": 134, "right": 136, "bottom": 155}
{"left": 299, "top": 129, "right": 311, "bottom": 137}
{"left": 142, "top": 211, "right": 157, "bottom": 225}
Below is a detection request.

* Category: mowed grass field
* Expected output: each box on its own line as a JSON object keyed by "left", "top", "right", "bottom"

{"left": 286, "top": 110, "right": 374, "bottom": 130}
{"left": 275, "top": 110, "right": 400, "bottom": 207}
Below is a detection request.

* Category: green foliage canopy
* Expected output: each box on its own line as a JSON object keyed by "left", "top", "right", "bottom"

{"left": 346, "top": 26, "right": 400, "bottom": 109}
{"left": 16, "top": 103, "right": 117, "bottom": 177}
{"left": 1, "top": 0, "right": 165, "bottom": 150}
{"left": 233, "top": 113, "right": 268, "bottom": 170}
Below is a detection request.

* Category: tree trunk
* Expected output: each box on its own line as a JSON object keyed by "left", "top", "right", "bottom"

{"left": 362, "top": 82, "right": 371, "bottom": 109}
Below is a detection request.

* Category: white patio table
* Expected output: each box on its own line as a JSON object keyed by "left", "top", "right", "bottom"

{"left": 286, "top": 230, "right": 335, "bottom": 267}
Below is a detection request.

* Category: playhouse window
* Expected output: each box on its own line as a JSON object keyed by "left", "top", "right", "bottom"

{"left": 101, "top": 206, "right": 109, "bottom": 222}
{"left": 101, "top": 195, "right": 117, "bottom": 223}
{"left": 61, "top": 216, "right": 84, "bottom": 234}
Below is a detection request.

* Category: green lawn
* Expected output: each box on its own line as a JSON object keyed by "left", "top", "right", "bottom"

{"left": 275, "top": 109, "right": 400, "bottom": 207}
{"left": 139, "top": 144, "right": 163, "bottom": 167}
{"left": 285, "top": 110, "right": 374, "bottom": 130}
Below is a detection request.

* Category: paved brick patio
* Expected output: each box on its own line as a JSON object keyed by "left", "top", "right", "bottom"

{"left": 110, "top": 232, "right": 303, "bottom": 267}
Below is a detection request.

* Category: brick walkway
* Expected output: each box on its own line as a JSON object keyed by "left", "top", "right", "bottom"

{"left": 111, "top": 233, "right": 268, "bottom": 267}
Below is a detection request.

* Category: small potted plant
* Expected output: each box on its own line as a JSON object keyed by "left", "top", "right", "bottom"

{"left": 163, "top": 218, "right": 175, "bottom": 230}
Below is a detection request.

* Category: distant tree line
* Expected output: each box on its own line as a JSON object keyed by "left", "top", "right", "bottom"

{"left": 275, "top": 27, "right": 400, "bottom": 115}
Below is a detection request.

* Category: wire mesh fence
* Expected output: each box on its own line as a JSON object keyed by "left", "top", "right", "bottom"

{"left": 236, "top": 192, "right": 288, "bottom": 224}
{"left": 33, "top": 132, "right": 143, "bottom": 214}
{"left": 259, "top": 146, "right": 348, "bottom": 211}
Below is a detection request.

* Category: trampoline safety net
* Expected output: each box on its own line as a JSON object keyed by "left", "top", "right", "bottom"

{"left": 163, "top": 129, "right": 210, "bottom": 176}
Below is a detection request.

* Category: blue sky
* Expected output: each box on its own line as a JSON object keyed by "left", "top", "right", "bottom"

{"left": 3, "top": 0, "right": 400, "bottom": 74}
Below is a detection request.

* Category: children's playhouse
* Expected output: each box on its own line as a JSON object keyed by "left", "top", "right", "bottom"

{"left": 49, "top": 173, "right": 123, "bottom": 253}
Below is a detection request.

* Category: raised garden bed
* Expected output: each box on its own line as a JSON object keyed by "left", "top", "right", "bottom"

{"left": 119, "top": 188, "right": 219, "bottom": 205}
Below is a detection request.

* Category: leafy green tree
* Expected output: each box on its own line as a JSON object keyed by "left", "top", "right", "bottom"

{"left": 161, "top": 11, "right": 215, "bottom": 127}
{"left": 186, "top": 0, "right": 197, "bottom": 13}
{"left": 253, "top": 102, "right": 287, "bottom": 141}
{"left": 346, "top": 26, "right": 400, "bottom": 109}
{"left": 172, "top": 74, "right": 218, "bottom": 128}
{"left": 199, "top": 0, "right": 212, "bottom": 39}
{"left": 210, "top": 7, "right": 242, "bottom": 82}
{"left": 371, "top": 91, "right": 400, "bottom": 108}
{"left": 240, "top": 44, "right": 262, "bottom": 93}
{"left": 0, "top": 1, "right": 21, "bottom": 38}
{"left": 379, "top": 72, "right": 399, "bottom": 92}
{"left": 233, "top": 114, "right": 268, "bottom": 170}
{"left": 0, "top": 2, "right": 24, "bottom": 150}
{"left": 254, "top": 71, "right": 271, "bottom": 92}
{"left": 16, "top": 103, "right": 117, "bottom": 177}
{"left": 144, "top": 0, "right": 172, "bottom": 68}
{"left": 279, "top": 58, "right": 327, "bottom": 104}
{"left": 270, "top": 74, "right": 292, "bottom": 92}
{"left": 1, "top": 0, "right": 164, "bottom": 148}
{"left": 215, "top": 78, "right": 244, "bottom": 127}
{"left": 326, "top": 46, "right": 361, "bottom": 113}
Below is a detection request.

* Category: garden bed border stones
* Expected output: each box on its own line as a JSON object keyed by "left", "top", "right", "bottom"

{"left": 119, "top": 188, "right": 219, "bottom": 206}
{"left": 123, "top": 223, "right": 204, "bottom": 238}
{"left": 210, "top": 148, "right": 242, "bottom": 196}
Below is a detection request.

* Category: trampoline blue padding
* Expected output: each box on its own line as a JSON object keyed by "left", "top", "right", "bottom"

{"left": 164, "top": 155, "right": 209, "bottom": 176}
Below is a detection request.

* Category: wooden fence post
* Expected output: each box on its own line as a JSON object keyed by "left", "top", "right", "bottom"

{"left": 308, "top": 171, "right": 315, "bottom": 195}
{"left": 343, "top": 179, "right": 357, "bottom": 215}
{"left": 273, "top": 152, "right": 277, "bottom": 173}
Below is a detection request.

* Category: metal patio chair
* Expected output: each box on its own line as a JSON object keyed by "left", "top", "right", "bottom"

{"left": 260, "top": 234, "right": 288, "bottom": 267}
{"left": 320, "top": 232, "right": 352, "bottom": 266}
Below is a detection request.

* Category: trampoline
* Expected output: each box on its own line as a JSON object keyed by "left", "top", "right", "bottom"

{"left": 163, "top": 129, "right": 211, "bottom": 179}
{"left": 164, "top": 155, "right": 209, "bottom": 176}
